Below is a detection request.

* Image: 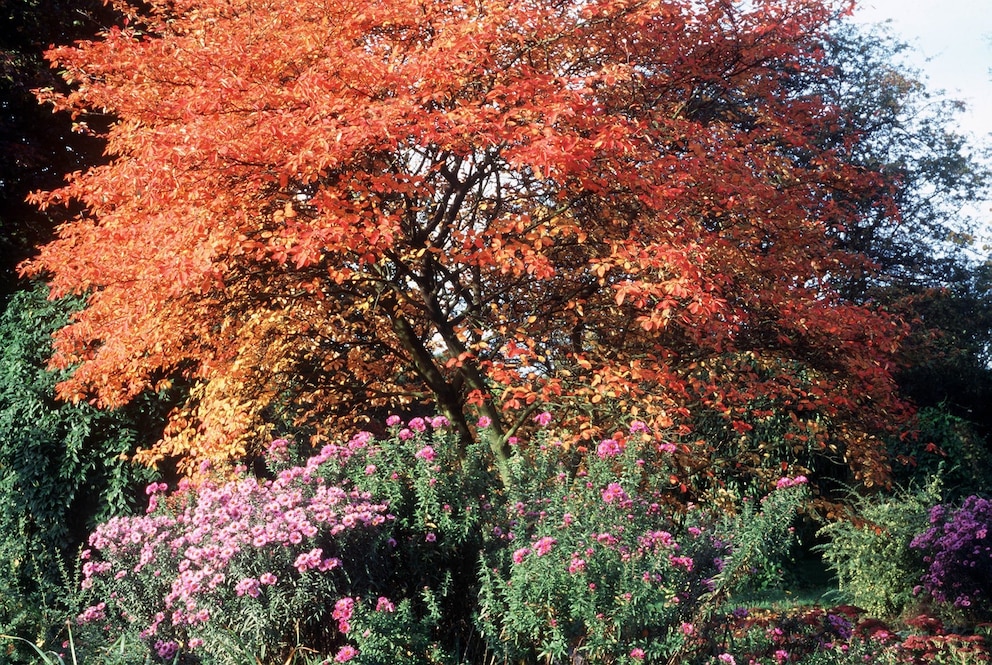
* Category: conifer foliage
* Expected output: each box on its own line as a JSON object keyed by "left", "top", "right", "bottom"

{"left": 26, "top": 0, "right": 907, "bottom": 482}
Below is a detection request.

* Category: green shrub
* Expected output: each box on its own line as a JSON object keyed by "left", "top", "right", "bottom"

{"left": 0, "top": 283, "right": 173, "bottom": 662}
{"left": 889, "top": 406, "right": 992, "bottom": 502}
{"left": 816, "top": 481, "right": 939, "bottom": 618}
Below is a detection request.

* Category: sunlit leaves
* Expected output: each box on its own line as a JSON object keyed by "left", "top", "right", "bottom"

{"left": 24, "top": 0, "right": 908, "bottom": 485}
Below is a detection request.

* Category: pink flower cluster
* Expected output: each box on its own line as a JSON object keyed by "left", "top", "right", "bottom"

{"left": 333, "top": 596, "right": 355, "bottom": 633}
{"left": 76, "top": 443, "right": 393, "bottom": 647}
{"left": 601, "top": 482, "right": 629, "bottom": 505}
{"left": 596, "top": 438, "right": 623, "bottom": 458}
{"left": 775, "top": 475, "right": 808, "bottom": 490}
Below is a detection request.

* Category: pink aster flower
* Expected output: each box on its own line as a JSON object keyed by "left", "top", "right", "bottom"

{"left": 534, "top": 536, "right": 556, "bottom": 556}
{"left": 334, "top": 645, "right": 358, "bottom": 662}
{"left": 630, "top": 648, "right": 646, "bottom": 660}
{"left": 385, "top": 415, "right": 401, "bottom": 427}
{"left": 534, "top": 411, "right": 553, "bottom": 427}
{"left": 601, "top": 482, "right": 628, "bottom": 504}
{"left": 512, "top": 547, "right": 530, "bottom": 564}
{"left": 596, "top": 438, "right": 622, "bottom": 458}
{"left": 629, "top": 420, "right": 649, "bottom": 434}
{"left": 415, "top": 445, "right": 436, "bottom": 462}
{"left": 477, "top": 415, "right": 492, "bottom": 428}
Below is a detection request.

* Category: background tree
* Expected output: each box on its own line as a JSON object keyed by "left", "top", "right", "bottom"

{"left": 25, "top": 0, "right": 909, "bottom": 492}
{"left": 807, "top": 22, "right": 992, "bottom": 465}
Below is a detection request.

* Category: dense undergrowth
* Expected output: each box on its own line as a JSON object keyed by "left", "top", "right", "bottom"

{"left": 2, "top": 411, "right": 990, "bottom": 665}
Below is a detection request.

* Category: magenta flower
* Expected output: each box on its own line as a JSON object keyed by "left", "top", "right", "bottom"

{"left": 259, "top": 572, "right": 277, "bottom": 585}
{"left": 629, "top": 420, "right": 649, "bottom": 434}
{"left": 534, "top": 411, "right": 552, "bottom": 427}
{"left": 601, "top": 482, "right": 628, "bottom": 504}
{"left": 596, "top": 438, "right": 622, "bottom": 458}
{"left": 415, "top": 445, "right": 436, "bottom": 462}
{"left": 385, "top": 414, "right": 401, "bottom": 426}
{"left": 630, "top": 648, "right": 646, "bottom": 660}
{"left": 409, "top": 417, "right": 427, "bottom": 432}
{"left": 775, "top": 475, "right": 808, "bottom": 489}
{"left": 533, "top": 536, "right": 556, "bottom": 556}
{"left": 334, "top": 645, "right": 358, "bottom": 662}
{"left": 376, "top": 596, "right": 396, "bottom": 612}
{"left": 477, "top": 415, "right": 492, "bottom": 428}
{"left": 429, "top": 415, "right": 450, "bottom": 428}
{"left": 512, "top": 547, "right": 530, "bottom": 564}
{"left": 718, "top": 654, "right": 736, "bottom": 665}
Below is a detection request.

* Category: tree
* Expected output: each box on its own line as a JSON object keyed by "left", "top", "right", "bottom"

{"left": 25, "top": 0, "right": 909, "bottom": 488}
{"left": 0, "top": 283, "right": 171, "bottom": 655}
{"left": 806, "top": 22, "right": 992, "bottom": 445}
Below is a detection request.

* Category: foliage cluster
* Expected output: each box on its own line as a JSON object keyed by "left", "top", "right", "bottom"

{"left": 889, "top": 407, "right": 992, "bottom": 503}
{"left": 911, "top": 496, "right": 992, "bottom": 620}
{"left": 22, "top": 0, "right": 914, "bottom": 494}
{"left": 816, "top": 482, "right": 938, "bottom": 618}
{"left": 0, "top": 285, "right": 168, "bottom": 661}
{"left": 705, "top": 606, "right": 991, "bottom": 665}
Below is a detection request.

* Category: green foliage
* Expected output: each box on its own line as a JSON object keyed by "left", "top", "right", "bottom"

{"left": 890, "top": 406, "right": 992, "bottom": 502}
{"left": 475, "top": 427, "right": 808, "bottom": 664}
{"left": 816, "top": 481, "right": 940, "bottom": 618}
{"left": 0, "top": 283, "right": 169, "bottom": 661}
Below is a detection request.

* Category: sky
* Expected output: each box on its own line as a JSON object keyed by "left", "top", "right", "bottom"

{"left": 850, "top": 0, "right": 992, "bottom": 248}
{"left": 850, "top": 0, "right": 992, "bottom": 139}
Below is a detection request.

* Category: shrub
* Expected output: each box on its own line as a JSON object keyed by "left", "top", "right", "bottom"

{"left": 889, "top": 406, "right": 992, "bottom": 502}
{"left": 0, "top": 284, "right": 171, "bottom": 661}
{"left": 816, "top": 482, "right": 938, "bottom": 618}
{"left": 911, "top": 495, "right": 992, "bottom": 619}
{"left": 73, "top": 441, "right": 393, "bottom": 664}
{"left": 72, "top": 415, "right": 809, "bottom": 664}
{"left": 476, "top": 422, "right": 809, "bottom": 664}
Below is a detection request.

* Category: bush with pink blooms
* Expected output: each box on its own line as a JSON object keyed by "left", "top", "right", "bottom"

{"left": 69, "top": 414, "right": 809, "bottom": 664}
{"left": 72, "top": 435, "right": 393, "bottom": 663}
{"left": 476, "top": 423, "right": 809, "bottom": 664}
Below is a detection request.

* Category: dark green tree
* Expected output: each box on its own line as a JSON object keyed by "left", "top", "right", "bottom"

{"left": 0, "top": 283, "right": 174, "bottom": 659}
{"left": 814, "top": 21, "right": 992, "bottom": 446}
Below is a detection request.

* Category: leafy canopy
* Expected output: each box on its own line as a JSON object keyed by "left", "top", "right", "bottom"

{"left": 26, "top": 0, "right": 908, "bottom": 485}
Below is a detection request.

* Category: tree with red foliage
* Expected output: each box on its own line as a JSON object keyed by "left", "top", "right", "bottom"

{"left": 25, "top": 0, "right": 908, "bottom": 485}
